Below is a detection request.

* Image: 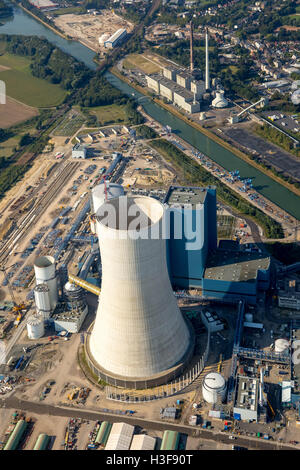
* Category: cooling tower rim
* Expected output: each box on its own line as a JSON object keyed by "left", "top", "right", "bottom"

{"left": 95, "top": 195, "right": 165, "bottom": 233}
{"left": 34, "top": 255, "right": 55, "bottom": 269}
{"left": 84, "top": 318, "right": 195, "bottom": 389}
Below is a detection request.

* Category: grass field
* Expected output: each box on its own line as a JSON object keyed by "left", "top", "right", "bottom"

{"left": 0, "top": 53, "right": 67, "bottom": 108}
{"left": 123, "top": 54, "right": 161, "bottom": 74}
{"left": 52, "top": 6, "right": 84, "bottom": 15}
{"left": 88, "top": 104, "right": 128, "bottom": 125}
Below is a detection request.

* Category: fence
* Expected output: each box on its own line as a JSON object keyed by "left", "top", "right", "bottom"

{"left": 104, "top": 331, "right": 210, "bottom": 402}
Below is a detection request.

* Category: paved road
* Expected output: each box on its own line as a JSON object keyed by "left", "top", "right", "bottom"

{"left": 0, "top": 397, "right": 294, "bottom": 451}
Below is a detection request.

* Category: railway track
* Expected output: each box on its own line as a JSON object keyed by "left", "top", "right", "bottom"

{"left": 0, "top": 161, "right": 80, "bottom": 264}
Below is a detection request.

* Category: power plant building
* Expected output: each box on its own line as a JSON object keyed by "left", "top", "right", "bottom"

{"left": 146, "top": 68, "right": 203, "bottom": 114}
{"left": 164, "top": 186, "right": 217, "bottom": 288}
{"left": 233, "top": 376, "right": 259, "bottom": 422}
{"left": 86, "top": 195, "right": 193, "bottom": 388}
{"left": 202, "top": 248, "right": 270, "bottom": 305}
{"left": 164, "top": 185, "right": 270, "bottom": 303}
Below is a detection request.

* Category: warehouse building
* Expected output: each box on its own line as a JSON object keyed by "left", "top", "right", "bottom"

{"left": 130, "top": 434, "right": 156, "bottom": 450}
{"left": 104, "top": 29, "right": 127, "bottom": 48}
{"left": 233, "top": 376, "right": 259, "bottom": 422}
{"left": 72, "top": 144, "right": 87, "bottom": 159}
{"left": 164, "top": 185, "right": 217, "bottom": 288}
{"left": 105, "top": 422, "right": 134, "bottom": 450}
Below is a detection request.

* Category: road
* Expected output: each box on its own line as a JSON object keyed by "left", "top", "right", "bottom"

{"left": 0, "top": 397, "right": 295, "bottom": 451}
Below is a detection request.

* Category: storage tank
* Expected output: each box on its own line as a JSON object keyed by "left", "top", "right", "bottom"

{"left": 34, "top": 283, "right": 51, "bottom": 320}
{"left": 91, "top": 182, "right": 124, "bottom": 216}
{"left": 34, "top": 256, "right": 58, "bottom": 311}
{"left": 87, "top": 195, "right": 192, "bottom": 388}
{"left": 27, "top": 314, "right": 44, "bottom": 339}
{"left": 202, "top": 372, "right": 226, "bottom": 404}
{"left": 275, "top": 338, "right": 289, "bottom": 354}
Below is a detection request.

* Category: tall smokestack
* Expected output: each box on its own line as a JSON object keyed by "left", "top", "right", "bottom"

{"left": 205, "top": 28, "right": 210, "bottom": 90}
{"left": 190, "top": 21, "right": 194, "bottom": 73}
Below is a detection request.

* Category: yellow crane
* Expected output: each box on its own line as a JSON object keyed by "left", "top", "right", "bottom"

{"left": 0, "top": 265, "right": 26, "bottom": 314}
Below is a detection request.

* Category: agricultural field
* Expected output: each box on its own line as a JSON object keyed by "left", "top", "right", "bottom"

{"left": 88, "top": 104, "right": 128, "bottom": 126}
{"left": 0, "top": 53, "right": 67, "bottom": 108}
{"left": 123, "top": 54, "right": 161, "bottom": 74}
{"left": 52, "top": 111, "right": 86, "bottom": 137}
{"left": 0, "top": 96, "right": 38, "bottom": 129}
{"left": 217, "top": 215, "right": 235, "bottom": 239}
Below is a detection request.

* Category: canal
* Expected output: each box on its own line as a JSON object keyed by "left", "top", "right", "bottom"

{"left": 1, "top": 4, "right": 300, "bottom": 220}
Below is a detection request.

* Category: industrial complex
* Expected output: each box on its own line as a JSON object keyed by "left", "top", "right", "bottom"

{"left": 0, "top": 112, "right": 299, "bottom": 452}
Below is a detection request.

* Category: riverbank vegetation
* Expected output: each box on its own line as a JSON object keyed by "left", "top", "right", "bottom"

{"left": 149, "top": 139, "right": 284, "bottom": 239}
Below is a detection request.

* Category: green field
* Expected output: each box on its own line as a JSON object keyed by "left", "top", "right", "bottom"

{"left": 88, "top": 104, "right": 128, "bottom": 126}
{"left": 0, "top": 53, "right": 67, "bottom": 107}
{"left": 52, "top": 6, "right": 84, "bottom": 15}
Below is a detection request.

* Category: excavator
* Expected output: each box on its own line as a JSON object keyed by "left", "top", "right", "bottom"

{"left": 0, "top": 264, "right": 26, "bottom": 315}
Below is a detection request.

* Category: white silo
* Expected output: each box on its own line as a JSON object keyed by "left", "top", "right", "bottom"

{"left": 90, "top": 182, "right": 124, "bottom": 234}
{"left": 202, "top": 372, "right": 226, "bottom": 404}
{"left": 87, "top": 195, "right": 192, "bottom": 387}
{"left": 275, "top": 338, "right": 289, "bottom": 354}
{"left": 34, "top": 256, "right": 58, "bottom": 311}
{"left": 34, "top": 283, "right": 51, "bottom": 320}
{"left": 27, "top": 314, "right": 44, "bottom": 339}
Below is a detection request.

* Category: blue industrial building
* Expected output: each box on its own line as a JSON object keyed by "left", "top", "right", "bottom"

{"left": 164, "top": 185, "right": 217, "bottom": 288}
{"left": 164, "top": 185, "right": 271, "bottom": 304}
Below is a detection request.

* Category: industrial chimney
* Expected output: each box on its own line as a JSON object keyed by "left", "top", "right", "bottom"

{"left": 87, "top": 196, "right": 193, "bottom": 388}
{"left": 190, "top": 21, "right": 194, "bottom": 73}
{"left": 205, "top": 28, "right": 210, "bottom": 90}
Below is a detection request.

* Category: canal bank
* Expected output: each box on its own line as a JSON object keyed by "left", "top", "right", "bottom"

{"left": 1, "top": 3, "right": 300, "bottom": 220}
{"left": 112, "top": 66, "right": 300, "bottom": 200}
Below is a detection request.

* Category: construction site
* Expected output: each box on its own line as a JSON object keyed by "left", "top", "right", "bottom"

{"left": 53, "top": 10, "right": 134, "bottom": 53}
{"left": 0, "top": 107, "right": 300, "bottom": 451}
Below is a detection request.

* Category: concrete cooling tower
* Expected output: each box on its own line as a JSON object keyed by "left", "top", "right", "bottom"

{"left": 87, "top": 195, "right": 193, "bottom": 388}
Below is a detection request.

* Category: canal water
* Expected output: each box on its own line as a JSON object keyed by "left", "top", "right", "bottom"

{"left": 1, "top": 4, "right": 300, "bottom": 220}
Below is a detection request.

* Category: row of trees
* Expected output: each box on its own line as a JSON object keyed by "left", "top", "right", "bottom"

{"left": 149, "top": 139, "right": 284, "bottom": 239}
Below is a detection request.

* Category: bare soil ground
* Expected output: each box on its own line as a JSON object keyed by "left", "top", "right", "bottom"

{"left": 0, "top": 97, "right": 38, "bottom": 128}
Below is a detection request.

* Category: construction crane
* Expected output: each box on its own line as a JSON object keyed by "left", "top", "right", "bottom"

{"left": 0, "top": 265, "right": 26, "bottom": 314}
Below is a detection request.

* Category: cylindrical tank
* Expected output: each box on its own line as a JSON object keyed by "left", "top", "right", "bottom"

{"left": 275, "top": 338, "right": 289, "bottom": 354}
{"left": 27, "top": 314, "right": 44, "bottom": 340}
{"left": 91, "top": 182, "right": 124, "bottom": 216}
{"left": 88, "top": 195, "right": 192, "bottom": 386}
{"left": 64, "top": 281, "right": 86, "bottom": 310}
{"left": 34, "top": 283, "right": 51, "bottom": 320}
{"left": 245, "top": 313, "right": 253, "bottom": 322}
{"left": 202, "top": 372, "right": 226, "bottom": 404}
{"left": 34, "top": 256, "right": 58, "bottom": 311}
